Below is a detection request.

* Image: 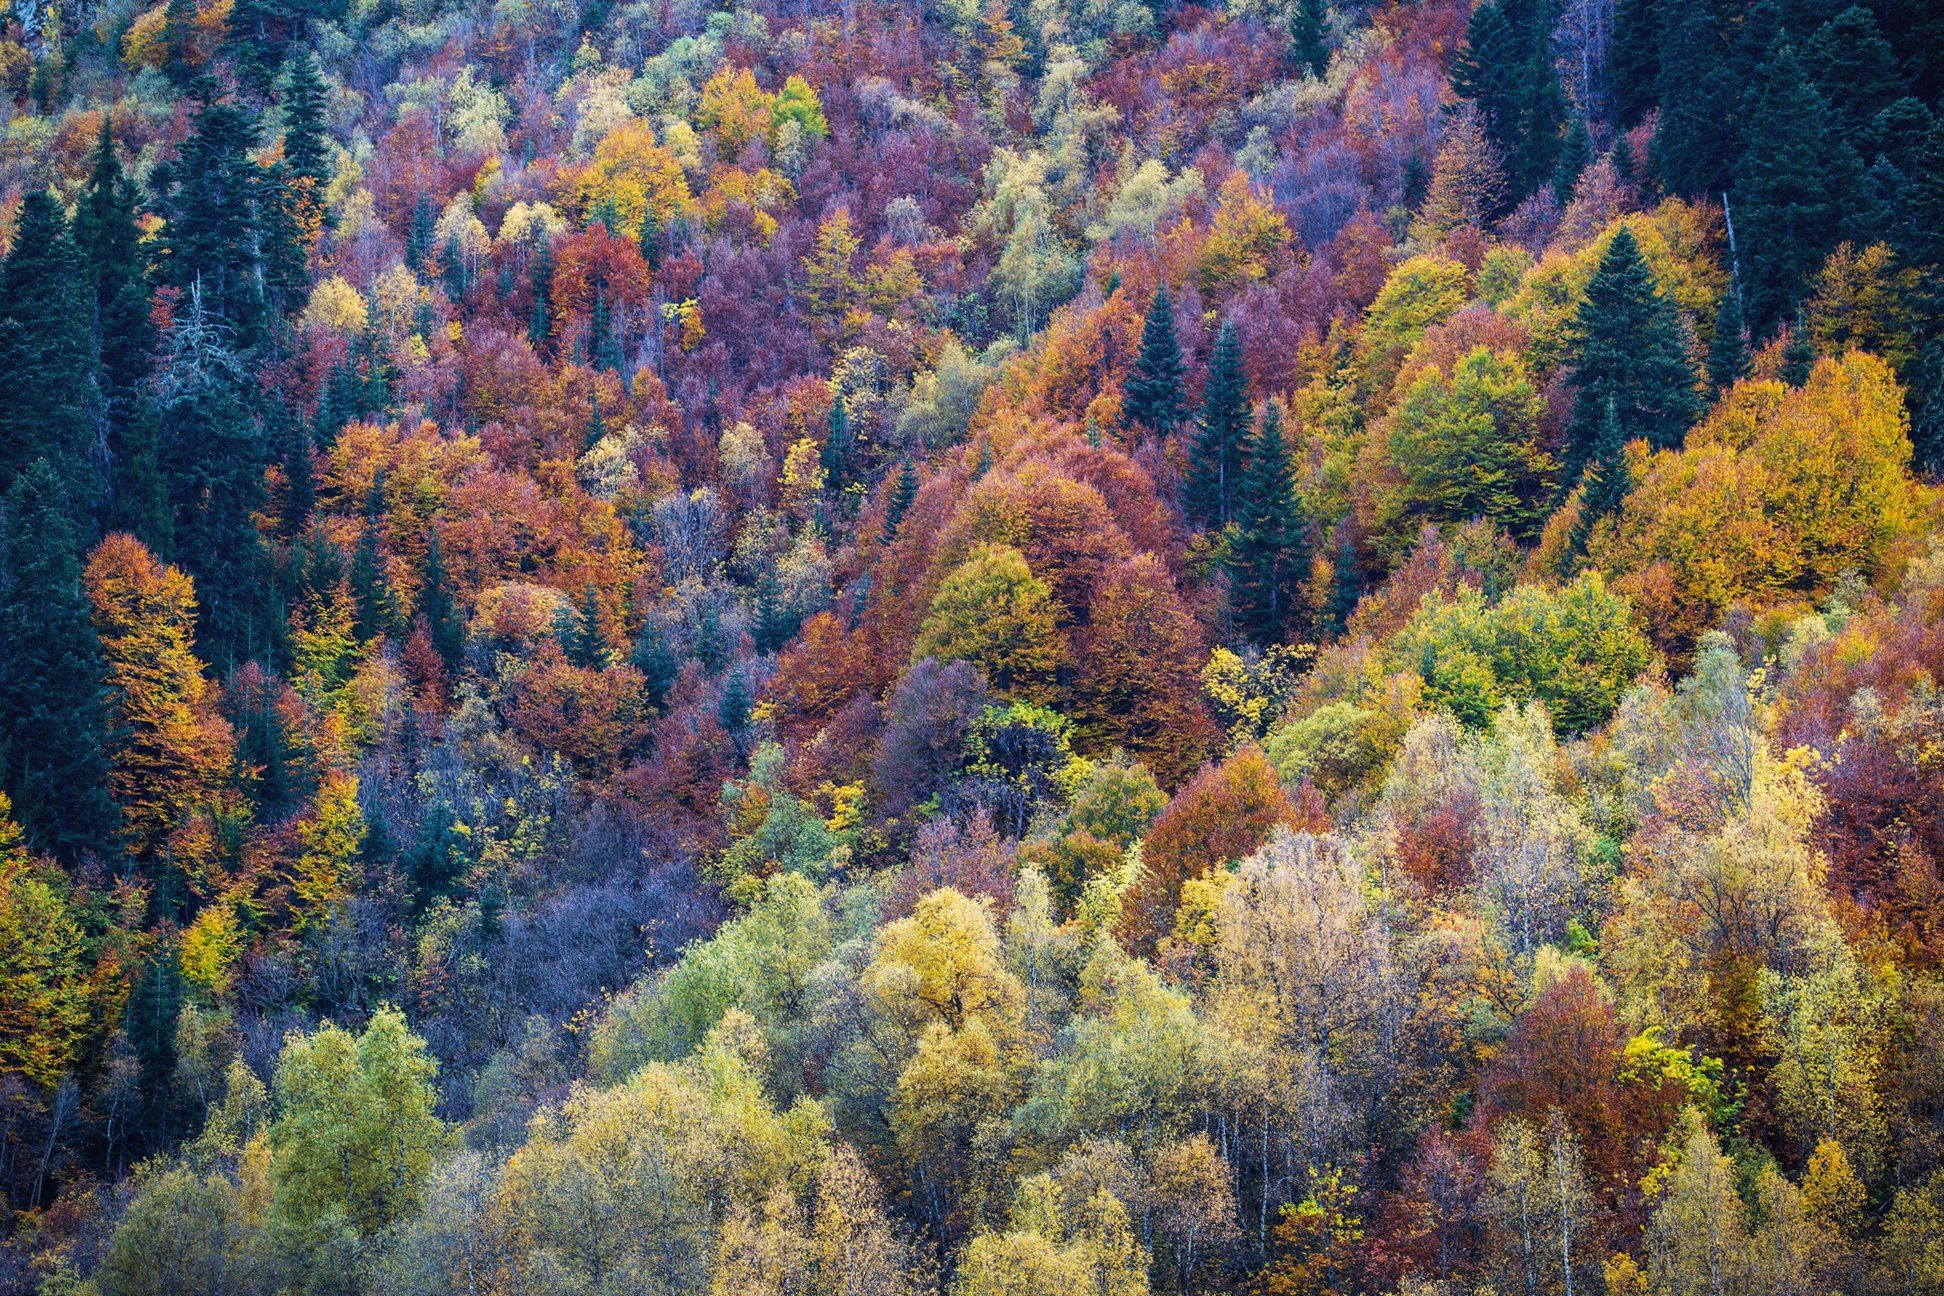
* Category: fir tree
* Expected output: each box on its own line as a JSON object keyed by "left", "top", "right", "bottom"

{"left": 886, "top": 459, "right": 920, "bottom": 534}
{"left": 1289, "top": 0, "right": 1330, "bottom": 78}
{"left": 282, "top": 418, "right": 315, "bottom": 540}
{"left": 1652, "top": 0, "right": 1740, "bottom": 197}
{"left": 349, "top": 526, "right": 399, "bottom": 642}
{"left": 822, "top": 397, "right": 853, "bottom": 489}
{"left": 1565, "top": 398, "right": 1630, "bottom": 566}
{"left": 417, "top": 531, "right": 466, "bottom": 670}
{"left": 1733, "top": 44, "right": 1865, "bottom": 327}
{"left": 630, "top": 617, "right": 678, "bottom": 710}
{"left": 1705, "top": 289, "right": 1750, "bottom": 391}
{"left": 1554, "top": 114, "right": 1591, "bottom": 206}
{"left": 528, "top": 241, "right": 555, "bottom": 352}
{"left": 1566, "top": 226, "right": 1699, "bottom": 482}
{"left": 1230, "top": 404, "right": 1311, "bottom": 645}
{"left": 1806, "top": 6, "right": 1907, "bottom": 152}
{"left": 0, "top": 191, "right": 98, "bottom": 510}
{"left": 227, "top": 0, "right": 279, "bottom": 97}
{"left": 1188, "top": 319, "right": 1249, "bottom": 530}
{"left": 160, "top": 99, "right": 266, "bottom": 339}
{"left": 405, "top": 194, "right": 437, "bottom": 274}
{"left": 717, "top": 669, "right": 752, "bottom": 736}
{"left": 1609, "top": 0, "right": 1662, "bottom": 127}
{"left": 0, "top": 461, "right": 116, "bottom": 861}
{"left": 557, "top": 587, "right": 607, "bottom": 668}
{"left": 1451, "top": 0, "right": 1564, "bottom": 201}
{"left": 1122, "top": 286, "right": 1186, "bottom": 436}
{"left": 279, "top": 49, "right": 332, "bottom": 228}
{"left": 1323, "top": 529, "right": 1363, "bottom": 637}
{"left": 161, "top": 0, "right": 197, "bottom": 83}
{"left": 1781, "top": 320, "right": 1817, "bottom": 386}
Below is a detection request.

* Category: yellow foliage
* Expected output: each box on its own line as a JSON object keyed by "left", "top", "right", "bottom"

{"left": 302, "top": 275, "right": 369, "bottom": 336}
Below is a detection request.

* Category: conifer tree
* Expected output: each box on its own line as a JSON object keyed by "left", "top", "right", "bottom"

{"left": 1451, "top": 0, "right": 1564, "bottom": 201}
{"left": 1289, "top": 0, "right": 1330, "bottom": 78}
{"left": 161, "top": 0, "right": 197, "bottom": 83}
{"left": 1122, "top": 286, "right": 1186, "bottom": 436}
{"left": 1553, "top": 115, "right": 1590, "bottom": 206}
{"left": 1780, "top": 320, "right": 1816, "bottom": 387}
{"left": 1188, "top": 320, "right": 1248, "bottom": 529}
{"left": 1652, "top": 0, "right": 1739, "bottom": 197}
{"left": 279, "top": 50, "right": 332, "bottom": 226}
{"left": 417, "top": 532, "right": 466, "bottom": 670}
{"left": 557, "top": 587, "right": 606, "bottom": 668}
{"left": 349, "top": 527, "right": 399, "bottom": 642}
{"left": 1705, "top": 290, "right": 1750, "bottom": 391}
{"left": 528, "top": 241, "right": 555, "bottom": 352}
{"left": 1564, "top": 398, "right": 1630, "bottom": 566}
{"left": 886, "top": 459, "right": 919, "bottom": 534}
{"left": 0, "top": 191, "right": 97, "bottom": 510}
{"left": 1323, "top": 529, "right": 1363, "bottom": 636}
{"left": 1734, "top": 45, "right": 1865, "bottom": 327}
{"left": 161, "top": 99, "right": 267, "bottom": 339}
{"left": 1566, "top": 227, "right": 1699, "bottom": 482}
{"left": 630, "top": 617, "right": 678, "bottom": 709}
{"left": 1230, "top": 404, "right": 1310, "bottom": 645}
{"left": 0, "top": 461, "right": 116, "bottom": 861}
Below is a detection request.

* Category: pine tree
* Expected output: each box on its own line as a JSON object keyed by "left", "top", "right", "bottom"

{"left": 1733, "top": 44, "right": 1865, "bottom": 327}
{"left": 1705, "top": 289, "right": 1750, "bottom": 391}
{"left": 1122, "top": 286, "right": 1186, "bottom": 436}
{"left": 1230, "top": 404, "right": 1310, "bottom": 645}
{"left": 1289, "top": 0, "right": 1330, "bottom": 78}
{"left": 1566, "top": 226, "right": 1699, "bottom": 482}
{"left": 279, "top": 49, "right": 332, "bottom": 229}
{"left": 556, "top": 587, "right": 606, "bottom": 668}
{"left": 1188, "top": 319, "right": 1249, "bottom": 530}
{"left": 0, "top": 191, "right": 98, "bottom": 510}
{"left": 630, "top": 617, "right": 678, "bottom": 710}
{"left": 0, "top": 461, "right": 116, "bottom": 861}
{"left": 417, "top": 532, "right": 466, "bottom": 669}
{"left": 349, "top": 526, "right": 399, "bottom": 642}
{"left": 1652, "top": 0, "right": 1740, "bottom": 197}
{"left": 886, "top": 459, "right": 919, "bottom": 534}
{"left": 528, "top": 241, "right": 555, "bottom": 352}
{"left": 1781, "top": 320, "right": 1816, "bottom": 386}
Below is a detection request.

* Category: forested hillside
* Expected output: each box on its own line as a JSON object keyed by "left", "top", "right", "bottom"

{"left": 0, "top": 0, "right": 1942, "bottom": 1291}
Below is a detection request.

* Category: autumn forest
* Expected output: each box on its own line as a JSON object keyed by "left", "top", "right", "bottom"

{"left": 0, "top": 0, "right": 1941, "bottom": 1292}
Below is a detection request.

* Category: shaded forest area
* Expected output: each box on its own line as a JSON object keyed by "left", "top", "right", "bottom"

{"left": 0, "top": 0, "right": 1942, "bottom": 1291}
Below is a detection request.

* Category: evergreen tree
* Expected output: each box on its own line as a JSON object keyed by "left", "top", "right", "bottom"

{"left": 886, "top": 459, "right": 920, "bottom": 534}
{"left": 1324, "top": 529, "right": 1363, "bottom": 637}
{"left": 1289, "top": 0, "right": 1330, "bottom": 78}
{"left": 0, "top": 461, "right": 116, "bottom": 861}
{"left": 822, "top": 397, "right": 853, "bottom": 489}
{"left": 1652, "top": 0, "right": 1740, "bottom": 197}
{"left": 0, "top": 191, "right": 98, "bottom": 512}
{"left": 1451, "top": 0, "right": 1564, "bottom": 201}
{"left": 630, "top": 617, "right": 678, "bottom": 710}
{"left": 1806, "top": 6, "right": 1907, "bottom": 153}
{"left": 1780, "top": 320, "right": 1816, "bottom": 386}
{"left": 1230, "top": 404, "right": 1310, "bottom": 645}
{"left": 1705, "top": 289, "right": 1750, "bottom": 391}
{"left": 281, "top": 417, "right": 315, "bottom": 540}
{"left": 404, "top": 194, "right": 436, "bottom": 273}
{"left": 75, "top": 124, "right": 166, "bottom": 545}
{"left": 417, "top": 531, "right": 466, "bottom": 669}
{"left": 349, "top": 526, "right": 399, "bottom": 642}
{"left": 1565, "top": 398, "right": 1630, "bottom": 566}
{"left": 1566, "top": 227, "right": 1699, "bottom": 481}
{"left": 1609, "top": 0, "right": 1663, "bottom": 127}
{"left": 1122, "top": 286, "right": 1186, "bottom": 436}
{"left": 528, "top": 241, "right": 555, "bottom": 352}
{"left": 1188, "top": 319, "right": 1248, "bottom": 529}
{"left": 279, "top": 49, "right": 332, "bottom": 227}
{"left": 717, "top": 669, "right": 752, "bottom": 737}
{"left": 160, "top": 99, "right": 267, "bottom": 339}
{"left": 556, "top": 587, "right": 606, "bottom": 668}
{"left": 161, "top": 0, "right": 198, "bottom": 83}
{"left": 1554, "top": 114, "right": 1591, "bottom": 206}
{"left": 227, "top": 0, "right": 279, "bottom": 96}
{"left": 156, "top": 286, "right": 275, "bottom": 670}
{"left": 1733, "top": 45, "right": 1865, "bottom": 327}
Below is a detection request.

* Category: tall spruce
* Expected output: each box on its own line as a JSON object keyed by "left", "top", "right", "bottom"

{"left": 1188, "top": 319, "right": 1249, "bottom": 530}
{"left": 1451, "top": 0, "right": 1564, "bottom": 202}
{"left": 160, "top": 98, "right": 267, "bottom": 339}
{"left": 886, "top": 459, "right": 919, "bottom": 534}
{"left": 1122, "top": 286, "right": 1186, "bottom": 436}
{"left": 0, "top": 191, "right": 98, "bottom": 511}
{"left": 1564, "top": 398, "right": 1630, "bottom": 567}
{"left": 0, "top": 461, "right": 116, "bottom": 861}
{"left": 1652, "top": 0, "right": 1740, "bottom": 197}
{"left": 1733, "top": 44, "right": 1865, "bottom": 328}
{"left": 1289, "top": 0, "right": 1330, "bottom": 78}
{"left": 279, "top": 50, "right": 332, "bottom": 226}
{"left": 417, "top": 531, "right": 467, "bottom": 669}
{"left": 1566, "top": 227, "right": 1698, "bottom": 482}
{"left": 1705, "top": 289, "right": 1750, "bottom": 391}
{"left": 1230, "top": 403, "right": 1310, "bottom": 645}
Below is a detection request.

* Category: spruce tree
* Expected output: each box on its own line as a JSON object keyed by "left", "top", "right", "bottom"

{"left": 1188, "top": 319, "right": 1248, "bottom": 529}
{"left": 1653, "top": 0, "right": 1740, "bottom": 197}
{"left": 349, "top": 526, "right": 399, "bottom": 642}
{"left": 1230, "top": 404, "right": 1310, "bottom": 645}
{"left": 0, "top": 191, "right": 97, "bottom": 510}
{"left": 886, "top": 459, "right": 919, "bottom": 534}
{"left": 1566, "top": 226, "right": 1699, "bottom": 482}
{"left": 0, "top": 461, "right": 116, "bottom": 861}
{"left": 1565, "top": 398, "right": 1630, "bottom": 566}
{"left": 1324, "top": 529, "right": 1363, "bottom": 637}
{"left": 405, "top": 194, "right": 437, "bottom": 273}
{"left": 161, "top": 99, "right": 267, "bottom": 339}
{"left": 417, "top": 531, "right": 466, "bottom": 669}
{"left": 528, "top": 241, "right": 555, "bottom": 352}
{"left": 557, "top": 587, "right": 606, "bottom": 668}
{"left": 1554, "top": 115, "right": 1591, "bottom": 206}
{"left": 1733, "top": 45, "right": 1864, "bottom": 328}
{"left": 279, "top": 49, "right": 332, "bottom": 226}
{"left": 1781, "top": 320, "right": 1816, "bottom": 386}
{"left": 1609, "top": 0, "right": 1663, "bottom": 127}
{"left": 630, "top": 617, "right": 678, "bottom": 709}
{"left": 1289, "top": 0, "right": 1330, "bottom": 78}
{"left": 1451, "top": 0, "right": 1564, "bottom": 201}
{"left": 1122, "top": 286, "right": 1186, "bottom": 435}
{"left": 1705, "top": 289, "right": 1750, "bottom": 391}
{"left": 1806, "top": 7, "right": 1907, "bottom": 152}
{"left": 161, "top": 0, "right": 197, "bottom": 83}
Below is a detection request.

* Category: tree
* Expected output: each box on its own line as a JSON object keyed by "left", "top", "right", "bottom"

{"left": 1122, "top": 286, "right": 1186, "bottom": 436}
{"left": 417, "top": 531, "right": 466, "bottom": 669}
{"left": 1289, "top": 0, "right": 1331, "bottom": 78}
{"left": 1566, "top": 227, "right": 1700, "bottom": 482}
{"left": 1733, "top": 45, "right": 1865, "bottom": 328}
{"left": 95, "top": 1166, "right": 265, "bottom": 1296}
{"left": 1646, "top": 1113, "right": 1748, "bottom": 1296}
{"left": 1414, "top": 104, "right": 1508, "bottom": 240}
{"left": 279, "top": 48, "right": 332, "bottom": 238}
{"left": 913, "top": 544, "right": 1068, "bottom": 704}
{"left": 0, "top": 462, "right": 116, "bottom": 859}
{"left": 1450, "top": 0, "right": 1565, "bottom": 201}
{"left": 0, "top": 795, "right": 99, "bottom": 1090}
{"left": 160, "top": 99, "right": 266, "bottom": 338}
{"left": 269, "top": 1004, "right": 450, "bottom": 1238}
{"left": 85, "top": 534, "right": 235, "bottom": 875}
{"left": 1072, "top": 555, "right": 1218, "bottom": 785}
{"left": 1187, "top": 319, "right": 1248, "bottom": 529}
{"left": 1388, "top": 346, "right": 1556, "bottom": 539}
{"left": 1705, "top": 290, "right": 1749, "bottom": 391}
{"left": 0, "top": 191, "right": 96, "bottom": 508}
{"left": 1262, "top": 1167, "right": 1364, "bottom": 1296}
{"left": 1564, "top": 398, "right": 1630, "bottom": 565}
{"left": 1231, "top": 403, "right": 1311, "bottom": 645}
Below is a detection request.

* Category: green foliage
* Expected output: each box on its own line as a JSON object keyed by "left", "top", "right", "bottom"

{"left": 1384, "top": 574, "right": 1655, "bottom": 733}
{"left": 1388, "top": 346, "right": 1555, "bottom": 540}
{"left": 1122, "top": 285, "right": 1186, "bottom": 435}
{"left": 1187, "top": 319, "right": 1249, "bottom": 530}
{"left": 1566, "top": 226, "right": 1699, "bottom": 481}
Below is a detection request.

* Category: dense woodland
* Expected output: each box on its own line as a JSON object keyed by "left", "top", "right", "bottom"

{"left": 0, "top": 0, "right": 1942, "bottom": 1290}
